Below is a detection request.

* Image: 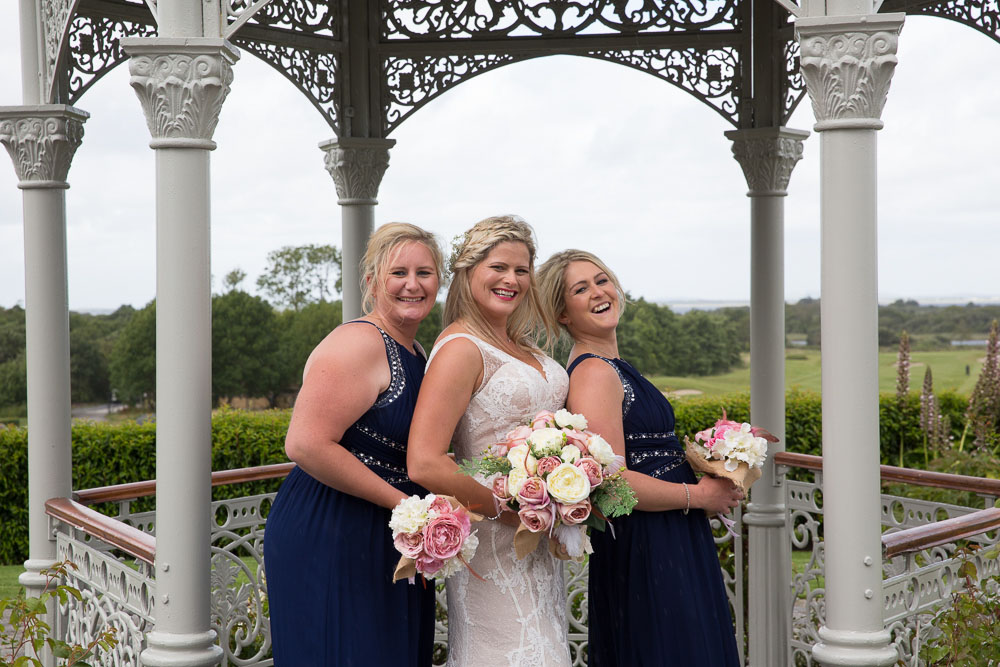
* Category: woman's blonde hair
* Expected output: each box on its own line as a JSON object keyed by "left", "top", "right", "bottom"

{"left": 360, "top": 222, "right": 444, "bottom": 315}
{"left": 536, "top": 249, "right": 626, "bottom": 346}
{"left": 443, "top": 215, "right": 554, "bottom": 352}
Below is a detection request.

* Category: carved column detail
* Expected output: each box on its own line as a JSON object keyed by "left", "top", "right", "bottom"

{"left": 0, "top": 105, "right": 89, "bottom": 187}
{"left": 726, "top": 127, "right": 809, "bottom": 196}
{"left": 795, "top": 14, "right": 905, "bottom": 131}
{"left": 321, "top": 137, "right": 396, "bottom": 204}
{"left": 123, "top": 38, "right": 239, "bottom": 149}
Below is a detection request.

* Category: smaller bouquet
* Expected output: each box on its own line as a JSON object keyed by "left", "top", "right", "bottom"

{"left": 389, "top": 494, "right": 480, "bottom": 582}
{"left": 683, "top": 410, "right": 778, "bottom": 493}
{"left": 461, "top": 408, "right": 638, "bottom": 561}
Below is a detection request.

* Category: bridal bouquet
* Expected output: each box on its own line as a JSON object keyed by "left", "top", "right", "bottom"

{"left": 683, "top": 410, "right": 778, "bottom": 493}
{"left": 461, "top": 409, "right": 637, "bottom": 561}
{"left": 389, "top": 494, "right": 480, "bottom": 582}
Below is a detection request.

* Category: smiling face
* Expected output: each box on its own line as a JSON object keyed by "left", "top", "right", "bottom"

{"left": 371, "top": 241, "right": 440, "bottom": 327}
{"left": 468, "top": 241, "right": 532, "bottom": 327}
{"left": 560, "top": 260, "right": 620, "bottom": 337}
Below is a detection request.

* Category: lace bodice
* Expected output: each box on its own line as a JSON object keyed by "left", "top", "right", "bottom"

{"left": 426, "top": 333, "right": 571, "bottom": 667}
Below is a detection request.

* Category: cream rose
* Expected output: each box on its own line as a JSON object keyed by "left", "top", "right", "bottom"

{"left": 527, "top": 428, "right": 566, "bottom": 458}
{"left": 554, "top": 409, "right": 588, "bottom": 431}
{"left": 389, "top": 495, "right": 431, "bottom": 537}
{"left": 545, "top": 463, "right": 592, "bottom": 504}
{"left": 507, "top": 444, "right": 538, "bottom": 474}
{"left": 586, "top": 434, "right": 616, "bottom": 466}
{"left": 507, "top": 467, "right": 529, "bottom": 498}
{"left": 560, "top": 444, "right": 582, "bottom": 464}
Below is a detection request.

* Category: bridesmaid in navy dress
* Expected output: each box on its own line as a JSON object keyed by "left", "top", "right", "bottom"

{"left": 264, "top": 223, "right": 443, "bottom": 666}
{"left": 537, "top": 250, "right": 743, "bottom": 667}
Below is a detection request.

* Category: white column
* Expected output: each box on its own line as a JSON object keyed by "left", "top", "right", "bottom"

{"left": 726, "top": 126, "right": 809, "bottom": 667}
{"left": 795, "top": 13, "right": 904, "bottom": 667}
{"left": 320, "top": 137, "right": 395, "bottom": 321}
{"left": 0, "top": 107, "right": 87, "bottom": 635}
{"left": 122, "top": 36, "right": 238, "bottom": 667}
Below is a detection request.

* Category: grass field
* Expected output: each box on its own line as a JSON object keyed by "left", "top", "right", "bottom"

{"left": 651, "top": 348, "right": 985, "bottom": 398}
{"left": 0, "top": 565, "right": 23, "bottom": 600}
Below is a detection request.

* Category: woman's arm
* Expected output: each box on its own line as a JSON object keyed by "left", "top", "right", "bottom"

{"left": 408, "top": 336, "right": 517, "bottom": 524}
{"left": 566, "top": 358, "right": 741, "bottom": 514}
{"left": 284, "top": 324, "right": 409, "bottom": 510}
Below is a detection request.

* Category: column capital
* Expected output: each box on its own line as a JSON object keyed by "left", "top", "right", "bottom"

{"left": 123, "top": 38, "right": 240, "bottom": 150}
{"left": 795, "top": 14, "right": 905, "bottom": 131}
{"left": 725, "top": 127, "right": 810, "bottom": 196}
{"left": 0, "top": 105, "right": 89, "bottom": 189}
{"left": 320, "top": 137, "right": 396, "bottom": 205}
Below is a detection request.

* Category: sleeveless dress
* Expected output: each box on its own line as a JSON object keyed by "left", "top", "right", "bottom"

{"left": 426, "top": 333, "right": 572, "bottom": 667}
{"left": 567, "top": 354, "right": 740, "bottom": 667}
{"left": 263, "top": 321, "right": 436, "bottom": 667}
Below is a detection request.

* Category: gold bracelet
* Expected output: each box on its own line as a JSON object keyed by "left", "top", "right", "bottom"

{"left": 682, "top": 482, "right": 690, "bottom": 515}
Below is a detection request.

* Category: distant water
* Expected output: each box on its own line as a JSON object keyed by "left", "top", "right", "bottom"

{"left": 659, "top": 296, "right": 1000, "bottom": 313}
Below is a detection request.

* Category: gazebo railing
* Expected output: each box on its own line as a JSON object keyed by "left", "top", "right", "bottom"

{"left": 775, "top": 451, "right": 1000, "bottom": 666}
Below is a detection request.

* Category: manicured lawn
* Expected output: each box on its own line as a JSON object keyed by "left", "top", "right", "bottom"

{"left": 0, "top": 565, "right": 23, "bottom": 600}
{"left": 650, "top": 348, "right": 984, "bottom": 397}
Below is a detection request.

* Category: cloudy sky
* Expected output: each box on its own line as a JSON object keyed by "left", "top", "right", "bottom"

{"left": 1, "top": 9, "right": 998, "bottom": 312}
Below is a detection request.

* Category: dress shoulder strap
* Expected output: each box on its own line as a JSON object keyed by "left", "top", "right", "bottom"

{"left": 426, "top": 333, "right": 507, "bottom": 395}
{"left": 342, "top": 320, "right": 404, "bottom": 408}
{"left": 566, "top": 353, "right": 634, "bottom": 418}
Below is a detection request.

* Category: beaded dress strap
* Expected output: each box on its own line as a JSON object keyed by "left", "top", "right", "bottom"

{"left": 567, "top": 353, "right": 635, "bottom": 418}
{"left": 343, "top": 320, "right": 406, "bottom": 408}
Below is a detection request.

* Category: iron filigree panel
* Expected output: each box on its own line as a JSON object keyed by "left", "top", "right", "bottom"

{"left": 382, "top": 0, "right": 739, "bottom": 40}
{"left": 382, "top": 52, "right": 521, "bottom": 133}
{"left": 782, "top": 38, "right": 807, "bottom": 125}
{"left": 913, "top": 0, "right": 1000, "bottom": 45}
{"left": 234, "top": 39, "right": 340, "bottom": 130}
{"left": 588, "top": 46, "right": 741, "bottom": 125}
{"left": 228, "top": 0, "right": 341, "bottom": 38}
{"left": 66, "top": 11, "right": 157, "bottom": 105}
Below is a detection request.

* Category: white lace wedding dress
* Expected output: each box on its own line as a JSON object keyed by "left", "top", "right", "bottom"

{"left": 427, "top": 333, "right": 572, "bottom": 667}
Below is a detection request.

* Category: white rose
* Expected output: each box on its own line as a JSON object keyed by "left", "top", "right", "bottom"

{"left": 507, "top": 444, "right": 538, "bottom": 474}
{"left": 560, "top": 444, "right": 582, "bottom": 464}
{"left": 586, "top": 434, "right": 616, "bottom": 466}
{"left": 554, "top": 409, "right": 588, "bottom": 431}
{"left": 545, "top": 463, "right": 592, "bottom": 504}
{"left": 389, "top": 495, "right": 431, "bottom": 537}
{"left": 527, "top": 428, "right": 566, "bottom": 458}
{"left": 507, "top": 468, "right": 529, "bottom": 498}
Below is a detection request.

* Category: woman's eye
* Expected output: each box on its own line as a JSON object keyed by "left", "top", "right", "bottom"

{"left": 391, "top": 270, "right": 407, "bottom": 277}
{"left": 574, "top": 287, "right": 587, "bottom": 295}
{"left": 417, "top": 270, "right": 433, "bottom": 277}
{"left": 596, "top": 278, "right": 608, "bottom": 285}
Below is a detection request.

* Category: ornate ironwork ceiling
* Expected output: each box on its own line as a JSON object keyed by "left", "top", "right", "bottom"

{"left": 45, "top": 0, "right": 1000, "bottom": 138}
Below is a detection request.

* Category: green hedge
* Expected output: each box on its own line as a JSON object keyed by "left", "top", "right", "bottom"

{"left": 0, "top": 394, "right": 973, "bottom": 565}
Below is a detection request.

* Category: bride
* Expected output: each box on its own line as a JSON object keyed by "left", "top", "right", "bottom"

{"left": 408, "top": 216, "right": 572, "bottom": 667}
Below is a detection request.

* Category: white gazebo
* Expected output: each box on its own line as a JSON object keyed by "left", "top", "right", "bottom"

{"left": 3, "top": 1, "right": 1000, "bottom": 665}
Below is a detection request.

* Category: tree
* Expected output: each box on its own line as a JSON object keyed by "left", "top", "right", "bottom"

{"left": 212, "top": 291, "right": 283, "bottom": 403}
{"left": 276, "top": 300, "right": 343, "bottom": 390}
{"left": 223, "top": 268, "right": 247, "bottom": 293}
{"left": 109, "top": 301, "right": 156, "bottom": 406}
{"left": 255, "top": 244, "right": 342, "bottom": 311}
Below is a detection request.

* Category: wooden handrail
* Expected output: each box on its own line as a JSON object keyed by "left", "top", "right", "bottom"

{"left": 882, "top": 507, "right": 1000, "bottom": 559}
{"left": 74, "top": 462, "right": 296, "bottom": 505}
{"left": 45, "top": 497, "right": 157, "bottom": 564}
{"left": 773, "top": 451, "right": 1000, "bottom": 496}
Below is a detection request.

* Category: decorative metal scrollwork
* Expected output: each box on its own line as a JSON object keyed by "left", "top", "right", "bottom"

{"left": 231, "top": 0, "right": 341, "bottom": 37}
{"left": 382, "top": 0, "right": 739, "bottom": 40}
{"left": 235, "top": 38, "right": 340, "bottom": 129}
{"left": 914, "top": 0, "right": 1000, "bottom": 45}
{"left": 588, "top": 46, "right": 741, "bottom": 125}
{"left": 782, "top": 38, "right": 807, "bottom": 124}
{"left": 66, "top": 12, "right": 156, "bottom": 105}
{"left": 382, "top": 52, "right": 520, "bottom": 133}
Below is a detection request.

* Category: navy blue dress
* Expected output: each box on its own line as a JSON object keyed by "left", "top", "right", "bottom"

{"left": 567, "top": 354, "right": 740, "bottom": 667}
{"left": 264, "top": 321, "right": 436, "bottom": 667}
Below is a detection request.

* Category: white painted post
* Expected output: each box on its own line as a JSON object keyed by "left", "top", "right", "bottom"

{"left": 122, "top": 24, "right": 237, "bottom": 664}
{"left": 320, "top": 137, "right": 395, "bottom": 321}
{"left": 726, "top": 126, "right": 808, "bottom": 667}
{"left": 795, "top": 12, "right": 905, "bottom": 666}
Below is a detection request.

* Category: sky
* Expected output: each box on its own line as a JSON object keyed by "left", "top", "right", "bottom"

{"left": 1, "top": 10, "right": 998, "bottom": 312}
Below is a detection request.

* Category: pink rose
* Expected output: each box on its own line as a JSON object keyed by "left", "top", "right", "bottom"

{"left": 423, "top": 514, "right": 465, "bottom": 560}
{"left": 416, "top": 553, "right": 444, "bottom": 576}
{"left": 394, "top": 531, "right": 424, "bottom": 559}
{"left": 428, "top": 496, "right": 454, "bottom": 516}
{"left": 536, "top": 456, "right": 562, "bottom": 477}
{"left": 575, "top": 457, "right": 603, "bottom": 488}
{"left": 518, "top": 505, "right": 554, "bottom": 533}
{"left": 488, "top": 443, "right": 510, "bottom": 457}
{"left": 492, "top": 475, "right": 511, "bottom": 500}
{"left": 694, "top": 426, "right": 716, "bottom": 446}
{"left": 505, "top": 425, "right": 533, "bottom": 445}
{"left": 558, "top": 499, "right": 592, "bottom": 525}
{"left": 516, "top": 476, "right": 550, "bottom": 508}
{"left": 531, "top": 411, "right": 555, "bottom": 429}
{"left": 565, "top": 430, "right": 591, "bottom": 456}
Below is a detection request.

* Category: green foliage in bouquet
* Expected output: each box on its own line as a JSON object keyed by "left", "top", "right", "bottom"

{"left": 919, "top": 545, "right": 1000, "bottom": 667}
{"left": 0, "top": 561, "right": 117, "bottom": 666}
{"left": 590, "top": 475, "right": 637, "bottom": 521}
{"left": 458, "top": 455, "right": 511, "bottom": 479}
